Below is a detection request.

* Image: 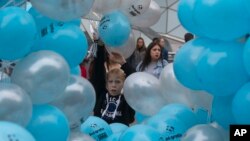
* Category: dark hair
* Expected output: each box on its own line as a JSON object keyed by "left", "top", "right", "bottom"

{"left": 184, "top": 33, "right": 194, "bottom": 42}
{"left": 152, "top": 37, "right": 159, "bottom": 43}
{"left": 139, "top": 42, "right": 163, "bottom": 71}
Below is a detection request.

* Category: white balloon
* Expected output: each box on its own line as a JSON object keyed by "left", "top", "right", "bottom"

{"left": 107, "top": 31, "right": 136, "bottom": 59}
{"left": 120, "top": 0, "right": 151, "bottom": 17}
{"left": 210, "top": 122, "right": 229, "bottom": 141}
{"left": 129, "top": 0, "right": 161, "bottom": 27}
{"left": 11, "top": 51, "right": 70, "bottom": 104}
{"left": 69, "top": 129, "right": 95, "bottom": 141}
{"left": 92, "top": 0, "right": 122, "bottom": 14}
{"left": 160, "top": 63, "right": 213, "bottom": 115}
{"left": 181, "top": 124, "right": 225, "bottom": 141}
{"left": 0, "top": 71, "right": 10, "bottom": 83}
{"left": 51, "top": 75, "right": 96, "bottom": 129}
{"left": 189, "top": 90, "right": 213, "bottom": 113}
{"left": 124, "top": 72, "right": 167, "bottom": 116}
{"left": 0, "top": 83, "right": 32, "bottom": 127}
{"left": 160, "top": 63, "right": 195, "bottom": 108}
{"left": 30, "top": 0, "right": 94, "bottom": 21}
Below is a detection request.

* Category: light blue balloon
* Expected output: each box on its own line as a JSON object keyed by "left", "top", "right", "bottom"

{"left": 98, "top": 10, "right": 131, "bottom": 47}
{"left": 81, "top": 116, "right": 113, "bottom": 141}
{"left": 69, "top": 19, "right": 81, "bottom": 27}
{"left": 173, "top": 38, "right": 208, "bottom": 90}
{"left": 146, "top": 115, "right": 188, "bottom": 141}
{"left": 0, "top": 0, "right": 25, "bottom": 7}
{"left": 119, "top": 125, "right": 163, "bottom": 141}
{"left": 28, "top": 7, "right": 81, "bottom": 38}
{"left": 0, "top": 121, "right": 35, "bottom": 141}
{"left": 232, "top": 82, "right": 250, "bottom": 124}
{"left": 28, "top": 7, "right": 57, "bottom": 32}
{"left": 158, "top": 103, "right": 198, "bottom": 129}
{"left": 197, "top": 40, "right": 249, "bottom": 96}
{"left": 177, "top": 0, "right": 203, "bottom": 36}
{"left": 193, "top": 0, "right": 249, "bottom": 41}
{"left": 194, "top": 107, "right": 210, "bottom": 124}
{"left": 211, "top": 96, "right": 236, "bottom": 130}
{"left": 0, "top": 0, "right": 9, "bottom": 7}
{"left": 106, "top": 132, "right": 122, "bottom": 141}
{"left": 0, "top": 6, "right": 37, "bottom": 60}
{"left": 70, "top": 66, "right": 81, "bottom": 76}
{"left": 32, "top": 24, "right": 88, "bottom": 68}
{"left": 135, "top": 112, "right": 150, "bottom": 123}
{"left": 110, "top": 123, "right": 128, "bottom": 134}
{"left": 245, "top": 0, "right": 250, "bottom": 17}
{"left": 26, "top": 105, "right": 70, "bottom": 141}
{"left": 243, "top": 38, "right": 250, "bottom": 75}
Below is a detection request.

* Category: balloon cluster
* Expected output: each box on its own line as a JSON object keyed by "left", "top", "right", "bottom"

{"left": 0, "top": 1, "right": 96, "bottom": 140}
{"left": 93, "top": 0, "right": 162, "bottom": 59}
{"left": 0, "top": 0, "right": 235, "bottom": 141}
{"left": 175, "top": 0, "right": 250, "bottom": 132}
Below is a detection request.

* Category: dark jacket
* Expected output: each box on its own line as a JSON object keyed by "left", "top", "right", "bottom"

{"left": 94, "top": 93, "right": 135, "bottom": 125}
{"left": 89, "top": 41, "right": 135, "bottom": 118}
{"left": 126, "top": 47, "right": 146, "bottom": 70}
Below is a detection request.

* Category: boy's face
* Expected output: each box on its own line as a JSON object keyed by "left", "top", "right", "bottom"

{"left": 107, "top": 75, "right": 124, "bottom": 96}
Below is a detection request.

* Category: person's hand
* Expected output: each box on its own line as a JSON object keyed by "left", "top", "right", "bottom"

{"left": 109, "top": 52, "right": 126, "bottom": 65}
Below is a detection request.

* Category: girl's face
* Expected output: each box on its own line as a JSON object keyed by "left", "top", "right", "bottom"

{"left": 137, "top": 39, "right": 144, "bottom": 48}
{"left": 150, "top": 45, "right": 161, "bottom": 61}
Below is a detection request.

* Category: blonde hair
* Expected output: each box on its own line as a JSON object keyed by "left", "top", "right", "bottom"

{"left": 106, "top": 68, "right": 126, "bottom": 81}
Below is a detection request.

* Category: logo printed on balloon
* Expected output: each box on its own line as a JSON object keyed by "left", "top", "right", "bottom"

{"left": 7, "top": 134, "right": 18, "bottom": 141}
{"left": 99, "top": 16, "right": 110, "bottom": 30}
{"left": 98, "top": 11, "right": 131, "bottom": 47}
{"left": 165, "top": 124, "right": 183, "bottom": 141}
{"left": 128, "top": 4, "right": 143, "bottom": 16}
{"left": 166, "top": 126, "right": 174, "bottom": 133}
{"left": 40, "top": 22, "right": 64, "bottom": 37}
{"left": 88, "top": 126, "right": 108, "bottom": 140}
{"left": 121, "top": 0, "right": 151, "bottom": 18}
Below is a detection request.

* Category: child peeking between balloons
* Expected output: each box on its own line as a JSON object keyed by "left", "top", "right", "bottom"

{"left": 94, "top": 68, "right": 135, "bottom": 126}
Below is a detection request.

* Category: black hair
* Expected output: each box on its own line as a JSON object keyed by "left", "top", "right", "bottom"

{"left": 139, "top": 42, "right": 163, "bottom": 71}
{"left": 184, "top": 33, "right": 194, "bottom": 42}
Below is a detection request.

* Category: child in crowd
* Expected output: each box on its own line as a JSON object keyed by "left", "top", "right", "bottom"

{"left": 94, "top": 68, "right": 135, "bottom": 126}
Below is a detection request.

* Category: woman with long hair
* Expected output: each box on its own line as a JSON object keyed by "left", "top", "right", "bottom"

{"left": 136, "top": 42, "right": 168, "bottom": 78}
{"left": 126, "top": 37, "right": 147, "bottom": 70}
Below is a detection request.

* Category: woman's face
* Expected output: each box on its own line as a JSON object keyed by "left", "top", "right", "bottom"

{"left": 159, "top": 38, "right": 165, "bottom": 48}
{"left": 150, "top": 45, "right": 161, "bottom": 61}
{"left": 137, "top": 39, "right": 144, "bottom": 48}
